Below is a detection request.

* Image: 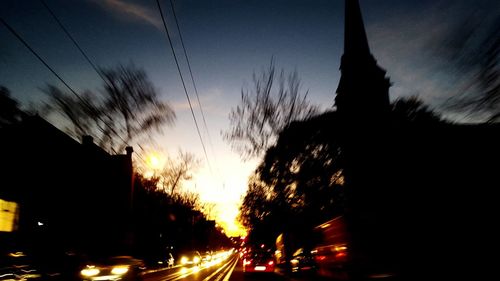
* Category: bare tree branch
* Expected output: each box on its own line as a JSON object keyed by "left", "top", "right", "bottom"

{"left": 43, "top": 63, "right": 176, "bottom": 153}
{"left": 159, "top": 150, "right": 200, "bottom": 194}
{"left": 223, "top": 60, "right": 320, "bottom": 160}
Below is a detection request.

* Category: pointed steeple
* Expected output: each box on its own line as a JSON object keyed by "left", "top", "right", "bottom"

{"left": 335, "top": 0, "right": 391, "bottom": 121}
{"left": 344, "top": 0, "right": 371, "bottom": 58}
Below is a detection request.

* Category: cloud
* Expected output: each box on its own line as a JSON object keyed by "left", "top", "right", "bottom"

{"left": 91, "top": 0, "right": 163, "bottom": 30}
{"left": 170, "top": 88, "right": 227, "bottom": 114}
{"left": 170, "top": 99, "right": 199, "bottom": 111}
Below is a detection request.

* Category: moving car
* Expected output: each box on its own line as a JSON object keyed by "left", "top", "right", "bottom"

{"left": 179, "top": 251, "right": 202, "bottom": 267}
{"left": 79, "top": 256, "right": 145, "bottom": 281}
{"left": 242, "top": 249, "right": 275, "bottom": 273}
{"left": 290, "top": 248, "right": 317, "bottom": 273}
{"left": 0, "top": 251, "right": 42, "bottom": 280}
{"left": 201, "top": 251, "right": 213, "bottom": 263}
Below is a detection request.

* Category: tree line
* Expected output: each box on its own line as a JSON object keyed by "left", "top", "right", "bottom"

{"left": 225, "top": 61, "right": 445, "bottom": 247}
{"left": 1, "top": 63, "right": 231, "bottom": 262}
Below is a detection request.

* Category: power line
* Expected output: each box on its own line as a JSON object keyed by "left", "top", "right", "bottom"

{"left": 169, "top": 0, "right": 224, "bottom": 182}
{"left": 39, "top": 0, "right": 111, "bottom": 89}
{"left": 169, "top": 0, "right": 213, "bottom": 149}
{"left": 38, "top": 0, "right": 135, "bottom": 150}
{"left": 0, "top": 17, "right": 86, "bottom": 108}
{"left": 155, "top": 0, "right": 213, "bottom": 175}
{"left": 0, "top": 17, "right": 128, "bottom": 151}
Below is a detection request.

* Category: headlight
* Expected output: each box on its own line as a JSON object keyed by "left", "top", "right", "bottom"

{"left": 193, "top": 257, "right": 200, "bottom": 264}
{"left": 81, "top": 267, "right": 100, "bottom": 277}
{"left": 180, "top": 257, "right": 188, "bottom": 264}
{"left": 111, "top": 266, "right": 129, "bottom": 275}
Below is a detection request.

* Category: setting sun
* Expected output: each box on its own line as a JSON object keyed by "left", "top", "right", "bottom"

{"left": 146, "top": 152, "right": 165, "bottom": 171}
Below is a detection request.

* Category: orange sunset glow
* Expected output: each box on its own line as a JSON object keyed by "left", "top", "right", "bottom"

{"left": 141, "top": 149, "right": 252, "bottom": 237}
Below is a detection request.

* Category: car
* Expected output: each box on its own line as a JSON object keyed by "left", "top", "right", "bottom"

{"left": 0, "top": 251, "right": 42, "bottom": 280}
{"left": 290, "top": 248, "right": 317, "bottom": 273}
{"left": 79, "top": 256, "right": 145, "bottom": 281}
{"left": 178, "top": 251, "right": 202, "bottom": 267}
{"left": 242, "top": 249, "right": 275, "bottom": 273}
{"left": 201, "top": 251, "right": 213, "bottom": 263}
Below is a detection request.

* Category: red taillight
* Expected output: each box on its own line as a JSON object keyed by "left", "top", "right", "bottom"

{"left": 268, "top": 261, "right": 274, "bottom": 266}
{"left": 335, "top": 252, "right": 347, "bottom": 258}
{"left": 316, "top": 255, "right": 326, "bottom": 261}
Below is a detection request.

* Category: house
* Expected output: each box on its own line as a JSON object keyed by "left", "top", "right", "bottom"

{"left": 0, "top": 114, "right": 134, "bottom": 256}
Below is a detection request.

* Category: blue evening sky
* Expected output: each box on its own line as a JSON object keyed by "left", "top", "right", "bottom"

{"left": 1, "top": 0, "right": 497, "bottom": 235}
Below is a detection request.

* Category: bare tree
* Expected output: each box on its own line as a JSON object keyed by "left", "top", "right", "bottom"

{"left": 43, "top": 64, "right": 176, "bottom": 153}
{"left": 391, "top": 96, "right": 444, "bottom": 124}
{"left": 0, "top": 86, "right": 26, "bottom": 127}
{"left": 171, "top": 190, "right": 200, "bottom": 210}
{"left": 44, "top": 86, "right": 102, "bottom": 140}
{"left": 223, "top": 59, "right": 320, "bottom": 160}
{"left": 200, "top": 202, "right": 216, "bottom": 219}
{"left": 160, "top": 150, "right": 200, "bottom": 194}
{"left": 239, "top": 173, "right": 275, "bottom": 229}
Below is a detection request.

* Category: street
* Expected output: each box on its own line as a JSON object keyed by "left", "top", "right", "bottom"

{"left": 142, "top": 254, "right": 291, "bottom": 281}
{"left": 143, "top": 254, "right": 239, "bottom": 281}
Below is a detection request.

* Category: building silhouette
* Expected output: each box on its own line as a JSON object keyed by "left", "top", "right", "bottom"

{"left": 336, "top": 0, "right": 500, "bottom": 279}
{"left": 0, "top": 115, "right": 134, "bottom": 256}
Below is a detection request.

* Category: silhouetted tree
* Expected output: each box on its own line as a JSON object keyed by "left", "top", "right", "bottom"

{"left": 391, "top": 96, "right": 443, "bottom": 124}
{"left": 239, "top": 174, "right": 275, "bottom": 229}
{"left": 160, "top": 150, "right": 200, "bottom": 194}
{"left": 171, "top": 191, "right": 201, "bottom": 211}
{"left": 224, "top": 59, "right": 320, "bottom": 159}
{"left": 133, "top": 172, "right": 205, "bottom": 262}
{"left": 43, "top": 64, "right": 176, "bottom": 153}
{"left": 438, "top": 9, "right": 500, "bottom": 121}
{"left": 239, "top": 173, "right": 283, "bottom": 246}
{"left": 0, "top": 86, "right": 25, "bottom": 127}
{"left": 43, "top": 86, "right": 100, "bottom": 138}
{"left": 265, "top": 113, "right": 345, "bottom": 218}
{"left": 239, "top": 97, "right": 443, "bottom": 246}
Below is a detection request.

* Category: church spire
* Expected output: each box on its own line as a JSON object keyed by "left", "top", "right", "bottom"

{"left": 344, "top": 0, "right": 371, "bottom": 58}
{"left": 335, "top": 0, "right": 391, "bottom": 120}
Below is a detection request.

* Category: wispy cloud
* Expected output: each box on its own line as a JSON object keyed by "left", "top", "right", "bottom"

{"left": 170, "top": 99, "right": 199, "bottom": 112}
{"left": 91, "top": 0, "right": 162, "bottom": 30}
{"left": 170, "top": 88, "right": 226, "bottom": 114}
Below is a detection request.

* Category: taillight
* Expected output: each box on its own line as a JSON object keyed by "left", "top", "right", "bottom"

{"left": 335, "top": 252, "right": 347, "bottom": 258}
{"left": 268, "top": 261, "right": 274, "bottom": 266}
{"left": 243, "top": 259, "right": 252, "bottom": 265}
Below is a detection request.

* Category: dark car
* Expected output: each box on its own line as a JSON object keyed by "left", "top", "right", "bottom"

{"left": 79, "top": 256, "right": 145, "bottom": 281}
{"left": 290, "top": 248, "right": 317, "bottom": 273}
{"left": 242, "top": 249, "right": 275, "bottom": 273}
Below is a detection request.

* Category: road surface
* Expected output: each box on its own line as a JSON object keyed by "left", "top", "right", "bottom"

{"left": 142, "top": 254, "right": 290, "bottom": 281}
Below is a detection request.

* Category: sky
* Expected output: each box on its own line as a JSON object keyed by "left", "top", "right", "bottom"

{"left": 1, "top": 0, "right": 498, "bottom": 236}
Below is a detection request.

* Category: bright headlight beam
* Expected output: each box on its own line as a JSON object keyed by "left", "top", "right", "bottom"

{"left": 181, "top": 257, "right": 188, "bottom": 264}
{"left": 81, "top": 268, "right": 100, "bottom": 277}
{"left": 111, "top": 266, "right": 129, "bottom": 275}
